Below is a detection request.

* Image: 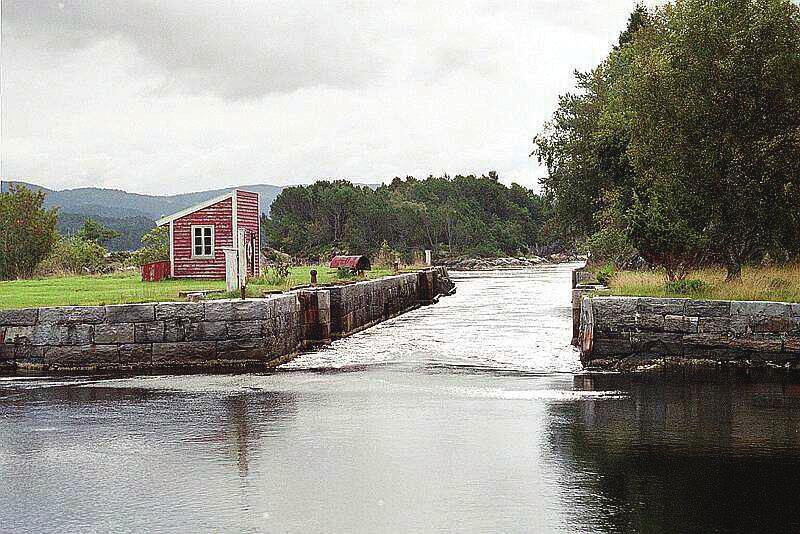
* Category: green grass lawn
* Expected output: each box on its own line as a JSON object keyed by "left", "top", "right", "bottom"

{"left": 607, "top": 264, "right": 800, "bottom": 303}
{"left": 0, "top": 265, "right": 395, "bottom": 309}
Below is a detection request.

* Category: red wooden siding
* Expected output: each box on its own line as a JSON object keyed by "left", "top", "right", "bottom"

{"left": 235, "top": 190, "right": 261, "bottom": 277}
{"left": 172, "top": 197, "right": 233, "bottom": 279}
{"left": 141, "top": 260, "right": 171, "bottom": 281}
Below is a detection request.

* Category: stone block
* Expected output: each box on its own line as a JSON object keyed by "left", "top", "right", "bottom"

{"left": 631, "top": 332, "right": 684, "bottom": 355}
{"left": 31, "top": 324, "right": 94, "bottom": 345}
{"left": 728, "top": 335, "right": 782, "bottom": 353}
{"left": 595, "top": 313, "right": 637, "bottom": 331}
{"left": 204, "top": 300, "right": 270, "bottom": 322}
{"left": 164, "top": 321, "right": 189, "bottom": 342}
{"left": 591, "top": 335, "right": 633, "bottom": 357}
{"left": 152, "top": 341, "right": 217, "bottom": 361}
{"left": 637, "top": 297, "right": 686, "bottom": 316}
{"left": 684, "top": 300, "right": 730, "bottom": 318}
{"left": 44, "top": 345, "right": 119, "bottom": 365}
{"left": 4, "top": 326, "right": 35, "bottom": 344}
{"left": 0, "top": 308, "right": 38, "bottom": 326}
{"left": 730, "top": 315, "right": 750, "bottom": 334}
{"left": 216, "top": 339, "right": 271, "bottom": 360}
{"left": 135, "top": 322, "right": 165, "bottom": 343}
{"left": 94, "top": 323, "right": 135, "bottom": 344}
{"left": 39, "top": 306, "right": 106, "bottom": 324}
{"left": 105, "top": 304, "right": 155, "bottom": 323}
{"left": 683, "top": 333, "right": 730, "bottom": 349}
{"left": 185, "top": 321, "right": 228, "bottom": 341}
{"left": 15, "top": 345, "right": 44, "bottom": 364}
{"left": 119, "top": 343, "right": 152, "bottom": 363}
{"left": 731, "top": 301, "right": 792, "bottom": 318}
{"left": 698, "top": 317, "right": 731, "bottom": 333}
{"left": 791, "top": 304, "right": 800, "bottom": 317}
{"left": 664, "top": 315, "right": 699, "bottom": 333}
{"left": 784, "top": 336, "right": 800, "bottom": 353}
{"left": 592, "top": 297, "right": 637, "bottom": 319}
{"left": 750, "top": 316, "right": 796, "bottom": 333}
{"left": 227, "top": 320, "right": 263, "bottom": 339}
{"left": 636, "top": 313, "right": 664, "bottom": 331}
{"left": 155, "top": 302, "right": 204, "bottom": 321}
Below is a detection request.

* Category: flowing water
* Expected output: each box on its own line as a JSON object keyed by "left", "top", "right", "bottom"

{"left": 2, "top": 264, "right": 800, "bottom": 533}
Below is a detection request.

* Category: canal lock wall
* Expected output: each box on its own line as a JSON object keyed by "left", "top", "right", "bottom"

{"left": 0, "top": 267, "right": 454, "bottom": 374}
{"left": 577, "top": 295, "right": 800, "bottom": 371}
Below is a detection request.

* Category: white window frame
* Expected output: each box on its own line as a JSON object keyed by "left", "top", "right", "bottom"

{"left": 191, "top": 225, "right": 215, "bottom": 258}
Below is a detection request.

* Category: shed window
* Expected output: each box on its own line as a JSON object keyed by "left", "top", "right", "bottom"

{"left": 192, "top": 226, "right": 214, "bottom": 257}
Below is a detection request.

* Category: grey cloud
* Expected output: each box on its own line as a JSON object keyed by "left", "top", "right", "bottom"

{"left": 3, "top": 0, "right": 384, "bottom": 98}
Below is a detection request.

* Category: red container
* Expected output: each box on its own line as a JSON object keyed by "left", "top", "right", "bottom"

{"left": 141, "top": 260, "right": 171, "bottom": 282}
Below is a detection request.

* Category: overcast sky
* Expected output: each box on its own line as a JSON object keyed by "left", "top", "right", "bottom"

{"left": 2, "top": 0, "right": 656, "bottom": 195}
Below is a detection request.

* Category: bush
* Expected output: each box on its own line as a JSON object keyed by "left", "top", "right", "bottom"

{"left": 375, "top": 240, "right": 398, "bottom": 268}
{"left": 664, "top": 278, "right": 708, "bottom": 295}
{"left": 0, "top": 185, "right": 58, "bottom": 279}
{"left": 256, "top": 262, "right": 290, "bottom": 286}
{"left": 129, "top": 226, "right": 168, "bottom": 266}
{"left": 595, "top": 263, "right": 616, "bottom": 286}
{"left": 36, "top": 236, "right": 108, "bottom": 276}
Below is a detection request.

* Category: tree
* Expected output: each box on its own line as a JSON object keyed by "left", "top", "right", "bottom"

{"left": 77, "top": 218, "right": 121, "bottom": 247}
{"left": 0, "top": 185, "right": 58, "bottom": 279}
{"left": 129, "top": 226, "right": 169, "bottom": 266}
{"left": 620, "top": 0, "right": 800, "bottom": 279}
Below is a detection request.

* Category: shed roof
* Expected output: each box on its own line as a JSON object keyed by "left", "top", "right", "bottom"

{"left": 155, "top": 189, "right": 262, "bottom": 226}
{"left": 329, "top": 255, "right": 371, "bottom": 270}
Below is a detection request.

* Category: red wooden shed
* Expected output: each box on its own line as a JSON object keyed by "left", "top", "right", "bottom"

{"left": 156, "top": 189, "right": 261, "bottom": 279}
{"left": 329, "top": 255, "right": 371, "bottom": 271}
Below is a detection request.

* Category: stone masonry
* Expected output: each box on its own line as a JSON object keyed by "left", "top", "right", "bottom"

{"left": 0, "top": 267, "right": 454, "bottom": 373}
{"left": 580, "top": 296, "right": 800, "bottom": 369}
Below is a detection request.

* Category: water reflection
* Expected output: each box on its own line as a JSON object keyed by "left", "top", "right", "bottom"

{"left": 549, "top": 372, "right": 800, "bottom": 533}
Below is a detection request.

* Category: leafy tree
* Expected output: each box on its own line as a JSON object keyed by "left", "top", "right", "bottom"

{"left": 77, "top": 218, "right": 121, "bottom": 246}
{"left": 266, "top": 174, "right": 550, "bottom": 259}
{"left": 620, "top": 0, "right": 800, "bottom": 279}
{"left": 0, "top": 185, "right": 58, "bottom": 279}
{"left": 129, "top": 225, "right": 169, "bottom": 266}
{"left": 534, "top": 0, "right": 800, "bottom": 279}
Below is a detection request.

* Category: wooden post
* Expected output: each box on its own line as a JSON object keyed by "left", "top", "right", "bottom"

{"left": 310, "top": 269, "right": 318, "bottom": 286}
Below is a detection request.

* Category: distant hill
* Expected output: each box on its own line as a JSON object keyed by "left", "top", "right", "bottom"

{"left": 1, "top": 180, "right": 380, "bottom": 251}
{"left": 0, "top": 181, "right": 283, "bottom": 219}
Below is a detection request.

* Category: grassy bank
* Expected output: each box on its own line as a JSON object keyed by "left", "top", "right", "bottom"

{"left": 0, "top": 265, "right": 394, "bottom": 309}
{"left": 608, "top": 264, "right": 800, "bottom": 303}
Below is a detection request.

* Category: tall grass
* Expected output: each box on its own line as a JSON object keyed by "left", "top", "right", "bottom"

{"left": 609, "top": 264, "right": 800, "bottom": 303}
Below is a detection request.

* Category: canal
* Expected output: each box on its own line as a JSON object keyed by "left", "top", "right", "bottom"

{"left": 2, "top": 264, "right": 800, "bottom": 533}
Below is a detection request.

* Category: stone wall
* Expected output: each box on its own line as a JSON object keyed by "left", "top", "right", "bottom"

{"left": 0, "top": 268, "right": 453, "bottom": 374}
{"left": 580, "top": 296, "right": 800, "bottom": 370}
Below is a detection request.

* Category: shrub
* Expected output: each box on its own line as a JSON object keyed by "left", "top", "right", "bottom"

{"left": 129, "top": 226, "right": 168, "bottom": 266}
{"left": 0, "top": 185, "right": 58, "bottom": 279}
{"left": 595, "top": 263, "right": 616, "bottom": 286}
{"left": 36, "top": 236, "right": 108, "bottom": 276}
{"left": 375, "top": 240, "right": 398, "bottom": 268}
{"left": 257, "top": 262, "right": 290, "bottom": 286}
{"left": 664, "top": 278, "right": 708, "bottom": 295}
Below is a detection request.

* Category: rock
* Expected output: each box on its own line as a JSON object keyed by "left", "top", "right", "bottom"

{"left": 93, "top": 323, "right": 135, "bottom": 344}
{"left": 0, "top": 308, "right": 38, "bottom": 326}
{"left": 731, "top": 301, "right": 792, "bottom": 317}
{"left": 684, "top": 300, "right": 731, "bottom": 318}
{"left": 105, "top": 304, "right": 155, "bottom": 323}
{"left": 135, "top": 322, "right": 165, "bottom": 343}
{"left": 39, "top": 306, "right": 106, "bottom": 324}
{"left": 31, "top": 324, "right": 94, "bottom": 345}
{"left": 155, "top": 302, "right": 204, "bottom": 321}
{"left": 152, "top": 341, "right": 217, "bottom": 362}
{"left": 663, "top": 315, "right": 699, "bottom": 333}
